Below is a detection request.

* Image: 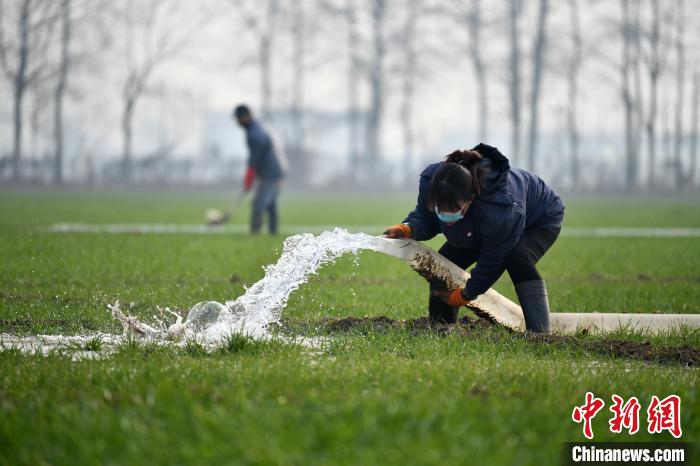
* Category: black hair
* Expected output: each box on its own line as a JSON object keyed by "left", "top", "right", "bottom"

{"left": 233, "top": 104, "right": 251, "bottom": 118}
{"left": 427, "top": 149, "right": 485, "bottom": 212}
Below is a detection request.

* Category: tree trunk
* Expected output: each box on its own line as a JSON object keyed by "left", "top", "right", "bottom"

{"left": 661, "top": 72, "right": 672, "bottom": 190}
{"left": 632, "top": 0, "right": 644, "bottom": 174}
{"left": 647, "top": 73, "right": 659, "bottom": 187}
{"left": 12, "top": 81, "right": 26, "bottom": 182}
{"left": 526, "top": 0, "right": 549, "bottom": 173}
{"left": 468, "top": 0, "right": 487, "bottom": 143}
{"left": 53, "top": 0, "right": 71, "bottom": 184}
{"left": 286, "top": 0, "right": 307, "bottom": 188}
{"left": 365, "top": 0, "right": 386, "bottom": 180}
{"left": 690, "top": 70, "right": 699, "bottom": 188}
{"left": 621, "top": 0, "right": 636, "bottom": 191}
{"left": 291, "top": 0, "right": 305, "bottom": 155}
{"left": 11, "top": 0, "right": 31, "bottom": 181}
{"left": 567, "top": 0, "right": 581, "bottom": 190}
{"left": 346, "top": 0, "right": 361, "bottom": 182}
{"left": 645, "top": 0, "right": 661, "bottom": 189}
{"left": 507, "top": 0, "right": 521, "bottom": 165}
{"left": 29, "top": 88, "right": 43, "bottom": 180}
{"left": 401, "top": 0, "right": 418, "bottom": 184}
{"left": 122, "top": 96, "right": 134, "bottom": 181}
{"left": 260, "top": 36, "right": 272, "bottom": 122}
{"left": 259, "top": 0, "right": 279, "bottom": 123}
{"left": 673, "top": 0, "right": 685, "bottom": 187}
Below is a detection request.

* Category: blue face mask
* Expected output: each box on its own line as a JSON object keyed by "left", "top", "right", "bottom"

{"left": 434, "top": 205, "right": 466, "bottom": 223}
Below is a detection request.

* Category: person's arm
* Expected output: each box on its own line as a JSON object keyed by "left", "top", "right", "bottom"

{"left": 244, "top": 132, "right": 268, "bottom": 190}
{"left": 436, "top": 215, "right": 520, "bottom": 305}
{"left": 401, "top": 175, "right": 441, "bottom": 241}
{"left": 463, "top": 213, "right": 523, "bottom": 299}
{"left": 243, "top": 166, "right": 256, "bottom": 191}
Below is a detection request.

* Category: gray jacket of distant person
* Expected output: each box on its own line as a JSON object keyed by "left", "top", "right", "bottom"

{"left": 245, "top": 120, "right": 286, "bottom": 181}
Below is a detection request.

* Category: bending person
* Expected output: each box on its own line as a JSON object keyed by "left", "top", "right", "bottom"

{"left": 233, "top": 104, "right": 286, "bottom": 234}
{"left": 384, "top": 144, "right": 565, "bottom": 332}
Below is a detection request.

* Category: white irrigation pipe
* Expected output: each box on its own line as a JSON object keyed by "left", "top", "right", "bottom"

{"left": 375, "top": 237, "right": 700, "bottom": 334}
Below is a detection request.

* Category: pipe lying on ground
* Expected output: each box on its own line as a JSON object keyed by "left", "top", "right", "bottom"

{"left": 550, "top": 313, "right": 700, "bottom": 333}
{"left": 375, "top": 237, "right": 700, "bottom": 334}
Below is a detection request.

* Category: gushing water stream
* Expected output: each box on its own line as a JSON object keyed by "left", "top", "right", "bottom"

{"left": 210, "top": 228, "right": 388, "bottom": 341}
{"left": 0, "top": 228, "right": 393, "bottom": 356}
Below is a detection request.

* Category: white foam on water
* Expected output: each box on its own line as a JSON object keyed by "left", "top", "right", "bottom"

{"left": 0, "top": 332, "right": 123, "bottom": 359}
{"left": 1, "top": 228, "right": 389, "bottom": 356}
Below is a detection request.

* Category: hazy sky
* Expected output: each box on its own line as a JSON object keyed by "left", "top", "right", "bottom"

{"left": 0, "top": 0, "right": 697, "bottom": 187}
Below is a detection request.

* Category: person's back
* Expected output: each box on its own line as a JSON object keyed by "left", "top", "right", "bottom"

{"left": 244, "top": 120, "right": 285, "bottom": 182}
{"left": 508, "top": 167, "right": 564, "bottom": 230}
{"left": 471, "top": 143, "right": 563, "bottom": 233}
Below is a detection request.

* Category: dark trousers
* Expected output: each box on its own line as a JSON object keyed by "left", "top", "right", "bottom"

{"left": 428, "top": 227, "right": 561, "bottom": 323}
{"left": 251, "top": 180, "right": 280, "bottom": 234}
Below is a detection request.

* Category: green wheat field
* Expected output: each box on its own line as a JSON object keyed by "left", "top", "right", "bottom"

{"left": 0, "top": 191, "right": 698, "bottom": 465}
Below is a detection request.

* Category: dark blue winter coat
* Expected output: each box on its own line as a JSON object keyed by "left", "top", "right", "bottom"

{"left": 403, "top": 143, "right": 565, "bottom": 298}
{"left": 245, "top": 120, "right": 285, "bottom": 181}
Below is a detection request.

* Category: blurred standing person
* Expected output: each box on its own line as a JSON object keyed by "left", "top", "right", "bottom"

{"left": 233, "top": 104, "right": 286, "bottom": 234}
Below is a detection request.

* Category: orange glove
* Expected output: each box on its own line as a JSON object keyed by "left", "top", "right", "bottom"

{"left": 433, "top": 288, "right": 473, "bottom": 308}
{"left": 243, "top": 166, "right": 256, "bottom": 191}
{"left": 383, "top": 223, "right": 412, "bottom": 239}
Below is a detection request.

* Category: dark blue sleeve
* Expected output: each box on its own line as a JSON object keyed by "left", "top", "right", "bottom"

{"left": 403, "top": 175, "right": 440, "bottom": 241}
{"left": 464, "top": 211, "right": 524, "bottom": 297}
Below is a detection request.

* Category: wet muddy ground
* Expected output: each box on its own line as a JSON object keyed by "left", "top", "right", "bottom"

{"left": 284, "top": 315, "right": 699, "bottom": 367}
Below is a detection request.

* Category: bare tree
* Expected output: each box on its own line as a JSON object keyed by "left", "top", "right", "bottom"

{"left": 364, "top": 0, "right": 386, "bottom": 179}
{"left": 283, "top": 0, "right": 327, "bottom": 188}
{"left": 317, "top": 0, "right": 368, "bottom": 182}
{"left": 28, "top": 77, "right": 52, "bottom": 179}
{"left": 320, "top": 0, "right": 363, "bottom": 181}
{"left": 566, "top": 0, "right": 581, "bottom": 189}
{"left": 446, "top": 0, "right": 488, "bottom": 143}
{"left": 346, "top": 0, "right": 362, "bottom": 182}
{"left": 641, "top": 0, "right": 668, "bottom": 188}
{"left": 525, "top": 0, "right": 549, "bottom": 173}
{"left": 399, "top": 0, "right": 420, "bottom": 184}
{"left": 631, "top": 0, "right": 644, "bottom": 178}
{"left": 507, "top": 0, "right": 522, "bottom": 165}
{"left": 0, "top": 0, "right": 58, "bottom": 181}
{"left": 661, "top": 62, "right": 673, "bottom": 188}
{"left": 234, "top": 0, "right": 281, "bottom": 123}
{"left": 117, "top": 0, "right": 201, "bottom": 181}
{"left": 468, "top": 0, "right": 487, "bottom": 143}
{"left": 690, "top": 69, "right": 699, "bottom": 188}
{"left": 672, "top": 0, "right": 685, "bottom": 187}
{"left": 290, "top": 0, "right": 306, "bottom": 155}
{"left": 620, "top": 0, "right": 637, "bottom": 191}
{"left": 53, "top": 0, "right": 71, "bottom": 184}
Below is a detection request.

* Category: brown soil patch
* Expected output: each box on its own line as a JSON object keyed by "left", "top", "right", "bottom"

{"left": 300, "top": 316, "right": 699, "bottom": 367}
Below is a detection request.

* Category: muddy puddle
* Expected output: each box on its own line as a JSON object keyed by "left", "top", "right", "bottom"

{"left": 288, "top": 316, "right": 699, "bottom": 367}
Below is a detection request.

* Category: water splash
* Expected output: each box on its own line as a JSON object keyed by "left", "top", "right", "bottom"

{"left": 189, "top": 228, "right": 387, "bottom": 342}
{"left": 1, "top": 228, "right": 389, "bottom": 355}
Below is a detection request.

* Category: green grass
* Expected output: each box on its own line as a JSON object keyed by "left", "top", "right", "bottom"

{"left": 0, "top": 191, "right": 698, "bottom": 465}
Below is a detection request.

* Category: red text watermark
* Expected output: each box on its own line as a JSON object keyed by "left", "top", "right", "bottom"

{"left": 571, "top": 392, "right": 682, "bottom": 439}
